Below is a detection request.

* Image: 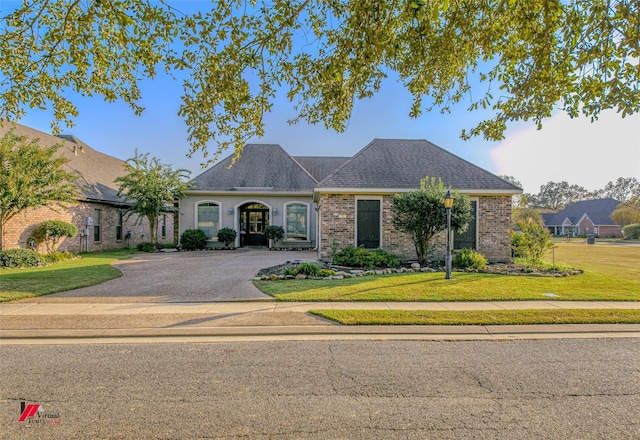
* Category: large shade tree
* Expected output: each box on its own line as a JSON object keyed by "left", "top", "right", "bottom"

{"left": 392, "top": 177, "right": 472, "bottom": 265}
{"left": 115, "top": 150, "right": 191, "bottom": 244}
{"left": 600, "top": 177, "right": 640, "bottom": 202}
{"left": 527, "top": 181, "right": 593, "bottom": 210}
{"left": 1, "top": 1, "right": 638, "bottom": 162}
{"left": 0, "top": 129, "right": 77, "bottom": 249}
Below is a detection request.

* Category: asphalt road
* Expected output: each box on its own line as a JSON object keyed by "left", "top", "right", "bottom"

{"left": 2, "top": 338, "right": 639, "bottom": 439}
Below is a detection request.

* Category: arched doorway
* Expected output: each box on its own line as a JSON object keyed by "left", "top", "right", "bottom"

{"left": 239, "top": 203, "right": 269, "bottom": 247}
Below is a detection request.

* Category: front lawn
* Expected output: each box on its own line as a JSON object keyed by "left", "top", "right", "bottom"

{"left": 255, "top": 243, "right": 640, "bottom": 302}
{"left": 0, "top": 249, "right": 135, "bottom": 302}
{"left": 310, "top": 309, "right": 640, "bottom": 325}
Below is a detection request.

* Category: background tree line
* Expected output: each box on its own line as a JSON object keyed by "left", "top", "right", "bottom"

{"left": 501, "top": 176, "right": 640, "bottom": 227}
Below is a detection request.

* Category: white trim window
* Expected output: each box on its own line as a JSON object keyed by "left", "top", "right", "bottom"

{"left": 196, "top": 201, "right": 220, "bottom": 239}
{"left": 284, "top": 202, "right": 309, "bottom": 241}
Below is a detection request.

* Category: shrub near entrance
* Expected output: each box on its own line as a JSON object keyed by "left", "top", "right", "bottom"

{"left": 180, "top": 228, "right": 207, "bottom": 250}
{"left": 453, "top": 248, "right": 487, "bottom": 270}
{"left": 333, "top": 246, "right": 399, "bottom": 269}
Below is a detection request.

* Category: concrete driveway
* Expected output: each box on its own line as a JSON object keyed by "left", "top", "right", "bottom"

{"left": 23, "top": 248, "right": 317, "bottom": 303}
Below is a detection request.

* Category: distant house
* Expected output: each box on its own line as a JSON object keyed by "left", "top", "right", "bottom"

{"left": 0, "top": 123, "right": 175, "bottom": 252}
{"left": 542, "top": 198, "right": 622, "bottom": 238}
{"left": 180, "top": 139, "right": 522, "bottom": 262}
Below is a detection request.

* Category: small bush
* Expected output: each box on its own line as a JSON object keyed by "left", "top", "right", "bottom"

{"left": 41, "top": 251, "right": 75, "bottom": 264}
{"left": 217, "top": 227, "right": 237, "bottom": 247}
{"left": 297, "top": 262, "right": 321, "bottom": 277}
{"left": 453, "top": 248, "right": 487, "bottom": 270}
{"left": 511, "top": 219, "right": 553, "bottom": 267}
{"left": 333, "top": 246, "right": 399, "bottom": 269}
{"left": 318, "top": 269, "right": 336, "bottom": 277}
{"left": 283, "top": 267, "right": 299, "bottom": 276}
{"left": 136, "top": 242, "right": 157, "bottom": 252}
{"left": 263, "top": 225, "right": 285, "bottom": 241}
{"left": 180, "top": 229, "right": 208, "bottom": 250}
{"left": 0, "top": 249, "right": 43, "bottom": 268}
{"left": 623, "top": 224, "right": 640, "bottom": 239}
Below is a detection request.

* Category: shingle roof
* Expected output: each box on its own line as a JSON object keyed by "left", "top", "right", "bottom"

{"left": 0, "top": 122, "right": 128, "bottom": 204}
{"left": 193, "top": 144, "right": 317, "bottom": 192}
{"left": 292, "top": 156, "right": 350, "bottom": 182}
{"left": 316, "top": 139, "right": 522, "bottom": 191}
{"left": 544, "top": 198, "right": 621, "bottom": 226}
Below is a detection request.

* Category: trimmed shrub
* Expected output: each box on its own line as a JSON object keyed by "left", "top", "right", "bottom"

{"left": 333, "top": 246, "right": 399, "bottom": 269}
{"left": 453, "top": 248, "right": 487, "bottom": 270}
{"left": 32, "top": 220, "right": 78, "bottom": 253}
{"left": 262, "top": 225, "right": 285, "bottom": 241}
{"left": 623, "top": 224, "right": 640, "bottom": 239}
{"left": 180, "top": 229, "right": 207, "bottom": 250}
{"left": 0, "top": 249, "right": 43, "bottom": 268}
{"left": 217, "top": 227, "right": 237, "bottom": 247}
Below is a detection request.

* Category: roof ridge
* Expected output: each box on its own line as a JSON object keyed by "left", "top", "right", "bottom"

{"left": 289, "top": 155, "right": 319, "bottom": 184}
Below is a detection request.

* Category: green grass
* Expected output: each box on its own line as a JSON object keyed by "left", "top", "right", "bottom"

{"left": 0, "top": 249, "right": 136, "bottom": 302}
{"left": 255, "top": 243, "right": 640, "bottom": 302}
{"left": 310, "top": 309, "right": 640, "bottom": 325}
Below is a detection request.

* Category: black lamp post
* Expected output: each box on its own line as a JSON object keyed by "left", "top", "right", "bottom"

{"left": 444, "top": 190, "right": 454, "bottom": 279}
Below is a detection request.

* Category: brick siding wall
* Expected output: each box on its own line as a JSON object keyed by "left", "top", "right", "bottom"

{"left": 2, "top": 201, "right": 175, "bottom": 253}
{"left": 319, "top": 193, "right": 513, "bottom": 262}
{"left": 476, "top": 196, "right": 512, "bottom": 262}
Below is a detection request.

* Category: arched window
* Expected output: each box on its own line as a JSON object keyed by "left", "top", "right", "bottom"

{"left": 197, "top": 202, "right": 220, "bottom": 239}
{"left": 285, "top": 202, "right": 309, "bottom": 241}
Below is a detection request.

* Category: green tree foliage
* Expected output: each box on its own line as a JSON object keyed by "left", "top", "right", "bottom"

{"left": 512, "top": 207, "right": 545, "bottom": 227}
{"left": 392, "top": 177, "right": 472, "bottom": 265}
{"left": 32, "top": 220, "right": 78, "bottom": 254}
{"left": 526, "top": 181, "right": 593, "bottom": 210}
{"left": 600, "top": 178, "right": 640, "bottom": 202}
{"left": 611, "top": 197, "right": 640, "bottom": 226}
{"left": 0, "top": 129, "right": 77, "bottom": 249}
{"left": 511, "top": 218, "right": 553, "bottom": 267}
{"left": 525, "top": 178, "right": 639, "bottom": 210}
{"left": 1, "top": 1, "right": 638, "bottom": 161}
{"left": 115, "top": 150, "right": 191, "bottom": 244}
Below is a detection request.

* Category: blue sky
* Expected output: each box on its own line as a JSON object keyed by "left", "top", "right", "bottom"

{"left": 9, "top": 2, "right": 639, "bottom": 194}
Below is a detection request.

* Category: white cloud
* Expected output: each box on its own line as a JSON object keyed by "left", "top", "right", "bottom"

{"left": 490, "top": 110, "right": 640, "bottom": 193}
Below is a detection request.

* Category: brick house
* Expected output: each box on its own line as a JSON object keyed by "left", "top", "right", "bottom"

{"left": 0, "top": 123, "right": 175, "bottom": 252}
{"left": 181, "top": 139, "right": 521, "bottom": 262}
{"left": 542, "top": 198, "right": 623, "bottom": 238}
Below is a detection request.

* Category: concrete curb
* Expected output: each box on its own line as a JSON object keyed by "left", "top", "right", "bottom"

{"left": 2, "top": 324, "right": 639, "bottom": 344}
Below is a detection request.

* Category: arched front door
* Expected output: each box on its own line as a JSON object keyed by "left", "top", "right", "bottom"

{"left": 239, "top": 203, "right": 269, "bottom": 247}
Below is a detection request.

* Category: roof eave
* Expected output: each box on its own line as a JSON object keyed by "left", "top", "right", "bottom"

{"left": 185, "top": 189, "right": 314, "bottom": 197}
{"left": 313, "top": 187, "right": 521, "bottom": 202}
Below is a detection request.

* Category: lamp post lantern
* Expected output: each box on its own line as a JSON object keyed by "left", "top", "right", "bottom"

{"left": 444, "top": 190, "right": 454, "bottom": 280}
